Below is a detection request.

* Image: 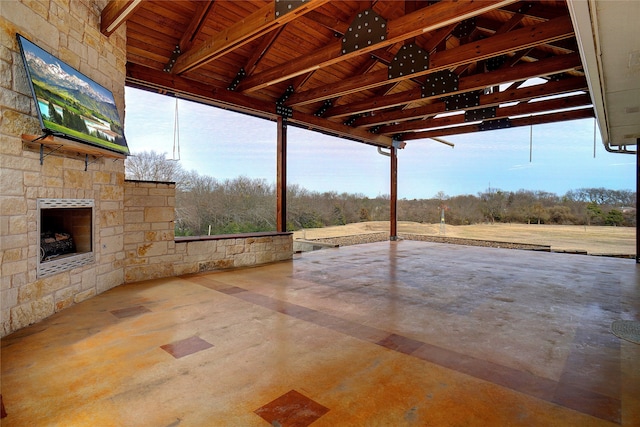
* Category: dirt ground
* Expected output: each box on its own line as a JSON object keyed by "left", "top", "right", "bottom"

{"left": 292, "top": 221, "right": 636, "bottom": 256}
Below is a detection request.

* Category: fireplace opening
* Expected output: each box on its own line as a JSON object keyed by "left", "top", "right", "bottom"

{"left": 38, "top": 199, "right": 94, "bottom": 277}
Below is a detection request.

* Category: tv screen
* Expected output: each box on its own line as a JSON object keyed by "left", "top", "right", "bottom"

{"left": 16, "top": 34, "right": 129, "bottom": 155}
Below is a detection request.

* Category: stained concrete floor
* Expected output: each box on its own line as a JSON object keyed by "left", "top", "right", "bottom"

{"left": 2, "top": 240, "right": 639, "bottom": 426}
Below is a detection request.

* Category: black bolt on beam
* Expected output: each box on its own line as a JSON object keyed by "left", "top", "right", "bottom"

{"left": 343, "top": 115, "right": 360, "bottom": 126}
{"left": 163, "top": 45, "right": 182, "bottom": 73}
{"left": 276, "top": 85, "right": 295, "bottom": 105}
{"left": 275, "top": 104, "right": 293, "bottom": 118}
{"left": 479, "top": 118, "right": 511, "bottom": 131}
{"left": 341, "top": 9, "right": 387, "bottom": 54}
{"left": 517, "top": 3, "right": 534, "bottom": 14}
{"left": 388, "top": 43, "right": 430, "bottom": 80}
{"left": 465, "top": 107, "right": 497, "bottom": 122}
{"left": 227, "top": 68, "right": 246, "bottom": 91}
{"left": 452, "top": 17, "right": 476, "bottom": 39}
{"left": 275, "top": 0, "right": 307, "bottom": 18}
{"left": 443, "top": 91, "right": 481, "bottom": 111}
{"left": 314, "top": 99, "right": 333, "bottom": 117}
{"left": 423, "top": 70, "right": 459, "bottom": 97}
{"left": 485, "top": 55, "right": 506, "bottom": 71}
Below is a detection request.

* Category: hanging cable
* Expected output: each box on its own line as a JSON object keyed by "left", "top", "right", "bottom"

{"left": 173, "top": 96, "right": 181, "bottom": 161}
{"left": 529, "top": 123, "right": 533, "bottom": 162}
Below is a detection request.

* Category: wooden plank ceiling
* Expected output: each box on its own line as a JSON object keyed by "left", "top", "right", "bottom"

{"left": 103, "top": 0, "right": 591, "bottom": 148}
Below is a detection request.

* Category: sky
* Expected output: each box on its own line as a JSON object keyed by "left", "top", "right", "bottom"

{"left": 124, "top": 87, "right": 636, "bottom": 200}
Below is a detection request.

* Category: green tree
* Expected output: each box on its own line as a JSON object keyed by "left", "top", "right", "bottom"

{"left": 332, "top": 205, "right": 346, "bottom": 225}
{"left": 586, "top": 202, "right": 603, "bottom": 225}
{"left": 605, "top": 209, "right": 624, "bottom": 226}
{"left": 48, "top": 101, "right": 63, "bottom": 124}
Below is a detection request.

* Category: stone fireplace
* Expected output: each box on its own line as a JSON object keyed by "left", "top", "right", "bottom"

{"left": 0, "top": 0, "right": 132, "bottom": 336}
{"left": 38, "top": 199, "right": 94, "bottom": 278}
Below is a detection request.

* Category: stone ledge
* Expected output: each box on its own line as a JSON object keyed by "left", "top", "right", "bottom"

{"left": 176, "top": 231, "right": 292, "bottom": 243}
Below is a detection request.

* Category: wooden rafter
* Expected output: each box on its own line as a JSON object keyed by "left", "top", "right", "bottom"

{"left": 172, "top": 0, "right": 331, "bottom": 75}
{"left": 120, "top": 0, "right": 597, "bottom": 150}
{"left": 177, "top": 1, "right": 216, "bottom": 54}
{"left": 381, "top": 93, "right": 592, "bottom": 135}
{"left": 126, "top": 63, "right": 393, "bottom": 147}
{"left": 301, "top": 10, "right": 350, "bottom": 36}
{"left": 368, "top": 77, "right": 588, "bottom": 133}
{"left": 287, "top": 15, "right": 574, "bottom": 107}
{"left": 333, "top": 52, "right": 582, "bottom": 122}
{"left": 402, "top": 108, "right": 595, "bottom": 140}
{"left": 101, "top": 0, "right": 145, "bottom": 36}
{"left": 243, "top": 27, "right": 284, "bottom": 77}
{"left": 237, "top": 0, "right": 516, "bottom": 93}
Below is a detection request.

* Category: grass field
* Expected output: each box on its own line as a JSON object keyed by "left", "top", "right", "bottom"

{"left": 293, "top": 221, "right": 636, "bottom": 256}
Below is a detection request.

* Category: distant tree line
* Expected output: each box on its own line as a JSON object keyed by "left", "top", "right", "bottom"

{"left": 125, "top": 151, "right": 636, "bottom": 236}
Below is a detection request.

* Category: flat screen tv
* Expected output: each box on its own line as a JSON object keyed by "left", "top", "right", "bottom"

{"left": 16, "top": 34, "right": 129, "bottom": 155}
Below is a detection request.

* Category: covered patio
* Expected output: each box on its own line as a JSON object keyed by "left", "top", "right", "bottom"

{"left": 2, "top": 240, "right": 639, "bottom": 425}
{"left": 2, "top": 0, "right": 640, "bottom": 425}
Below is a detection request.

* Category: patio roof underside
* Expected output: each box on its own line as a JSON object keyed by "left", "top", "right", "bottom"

{"left": 101, "top": 0, "right": 636, "bottom": 151}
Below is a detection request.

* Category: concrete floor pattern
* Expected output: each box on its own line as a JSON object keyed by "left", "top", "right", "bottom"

{"left": 2, "top": 240, "right": 639, "bottom": 426}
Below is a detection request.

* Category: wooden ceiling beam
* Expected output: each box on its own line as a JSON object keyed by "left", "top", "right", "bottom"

{"left": 358, "top": 75, "right": 587, "bottom": 130}
{"left": 236, "top": 0, "right": 516, "bottom": 93}
{"left": 287, "top": 15, "right": 574, "bottom": 108}
{"left": 177, "top": 1, "right": 216, "bottom": 54}
{"left": 380, "top": 93, "right": 592, "bottom": 135}
{"left": 370, "top": 76, "right": 587, "bottom": 131}
{"left": 356, "top": 65, "right": 585, "bottom": 130}
{"left": 101, "top": 0, "right": 145, "bottom": 36}
{"left": 401, "top": 107, "right": 595, "bottom": 141}
{"left": 302, "top": 10, "right": 350, "bottom": 36}
{"left": 171, "top": 0, "right": 331, "bottom": 75}
{"left": 125, "top": 63, "right": 392, "bottom": 147}
{"left": 500, "top": 2, "right": 568, "bottom": 21}
{"left": 243, "top": 27, "right": 285, "bottom": 77}
{"left": 336, "top": 52, "right": 582, "bottom": 122}
{"left": 287, "top": 114, "right": 394, "bottom": 148}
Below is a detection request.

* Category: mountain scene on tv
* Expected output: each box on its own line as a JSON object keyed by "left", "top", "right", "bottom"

{"left": 20, "top": 37, "right": 129, "bottom": 155}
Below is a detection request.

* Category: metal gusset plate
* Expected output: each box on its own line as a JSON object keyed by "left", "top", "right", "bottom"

{"left": 465, "top": 107, "right": 497, "bottom": 122}
{"left": 443, "top": 91, "right": 480, "bottom": 111}
{"left": 343, "top": 115, "right": 360, "bottom": 126}
{"left": 485, "top": 55, "right": 506, "bottom": 71}
{"left": 276, "top": 85, "right": 295, "bottom": 105}
{"left": 388, "top": 43, "right": 429, "bottom": 79}
{"left": 227, "top": 68, "right": 246, "bottom": 91}
{"left": 422, "top": 70, "right": 459, "bottom": 97}
{"left": 517, "top": 2, "right": 534, "bottom": 14}
{"left": 314, "top": 100, "right": 333, "bottom": 117}
{"left": 163, "top": 45, "right": 181, "bottom": 73}
{"left": 341, "top": 9, "right": 387, "bottom": 54}
{"left": 479, "top": 118, "right": 511, "bottom": 131}
{"left": 275, "top": 104, "right": 293, "bottom": 118}
{"left": 275, "top": 0, "right": 307, "bottom": 18}
{"left": 452, "top": 17, "right": 476, "bottom": 39}
{"left": 548, "top": 73, "right": 569, "bottom": 81}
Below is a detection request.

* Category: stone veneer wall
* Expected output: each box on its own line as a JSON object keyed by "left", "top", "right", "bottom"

{"left": 0, "top": 0, "right": 126, "bottom": 336}
{"left": 123, "top": 180, "right": 177, "bottom": 282}
{"left": 123, "top": 180, "right": 293, "bottom": 283}
{"left": 0, "top": 1, "right": 293, "bottom": 338}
